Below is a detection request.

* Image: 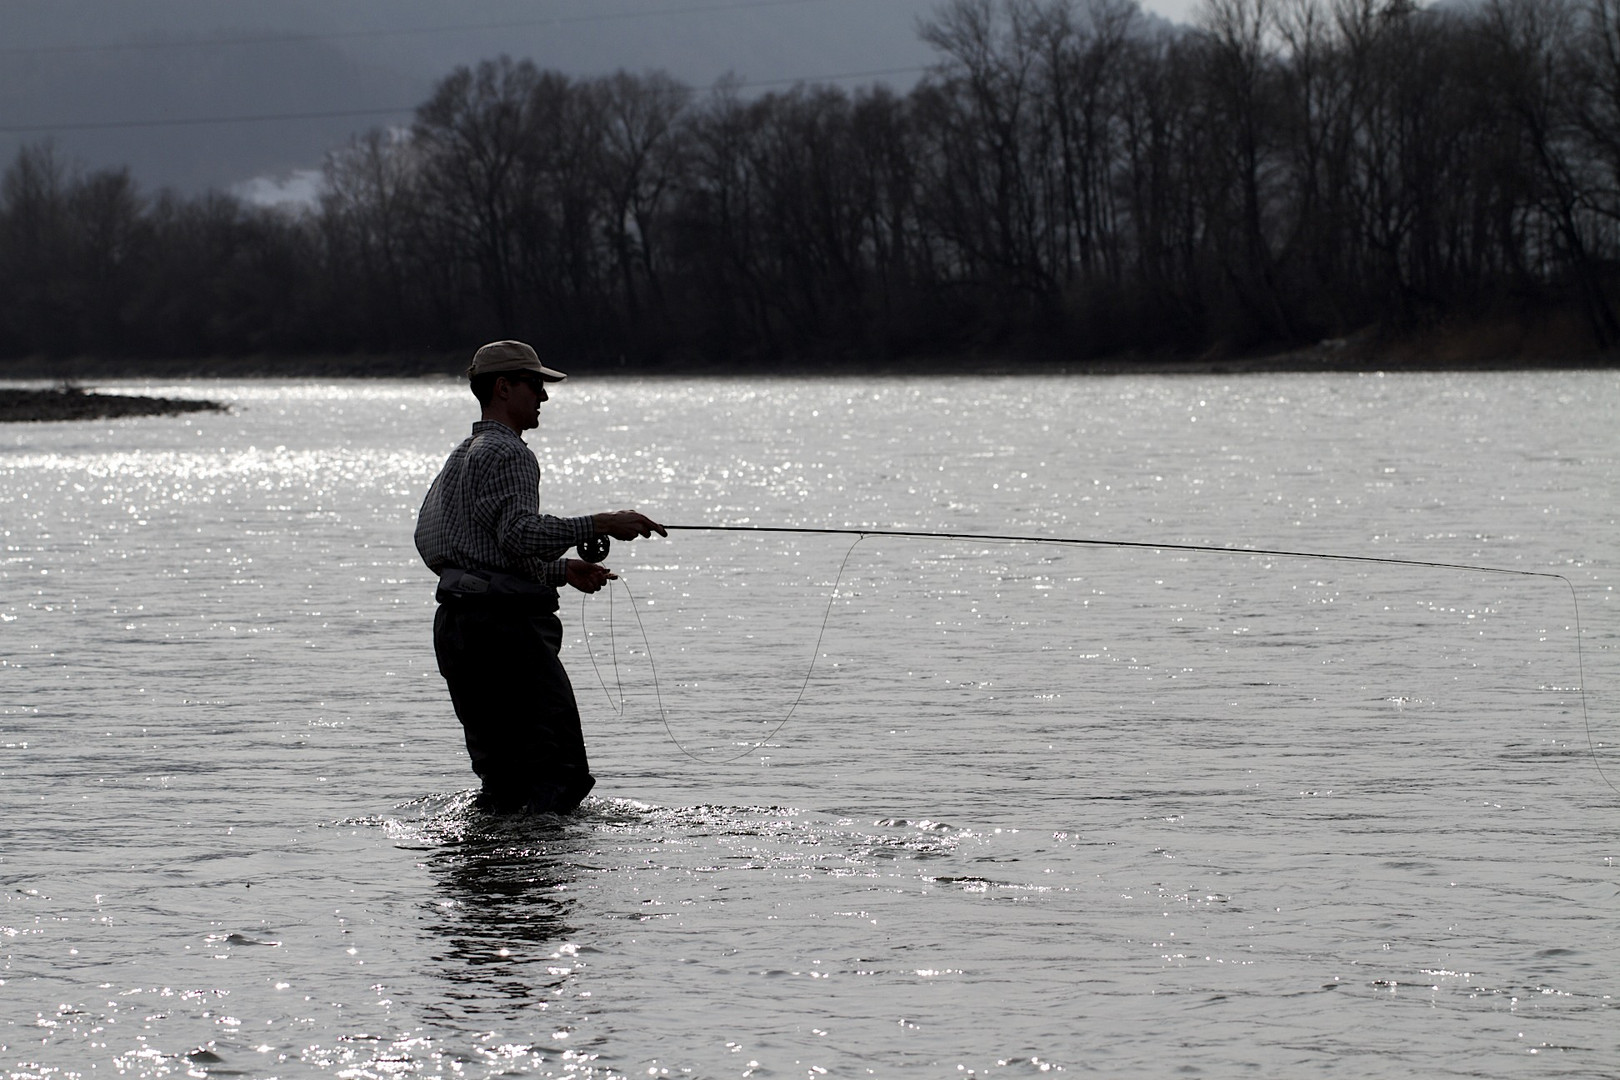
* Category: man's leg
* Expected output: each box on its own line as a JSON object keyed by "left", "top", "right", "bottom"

{"left": 525, "top": 611, "right": 595, "bottom": 812}
{"left": 434, "top": 603, "right": 595, "bottom": 813}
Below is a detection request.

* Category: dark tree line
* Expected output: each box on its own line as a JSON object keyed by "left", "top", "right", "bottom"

{"left": 8, "top": 0, "right": 1620, "bottom": 367}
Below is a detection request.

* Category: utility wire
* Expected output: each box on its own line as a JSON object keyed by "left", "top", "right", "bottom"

{"left": 0, "top": 67, "right": 931, "bottom": 134}
{"left": 0, "top": 106, "right": 417, "bottom": 135}
{"left": 0, "top": 0, "right": 851, "bottom": 57}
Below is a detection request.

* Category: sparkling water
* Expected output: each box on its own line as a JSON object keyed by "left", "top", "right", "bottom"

{"left": 2, "top": 372, "right": 1616, "bottom": 1078}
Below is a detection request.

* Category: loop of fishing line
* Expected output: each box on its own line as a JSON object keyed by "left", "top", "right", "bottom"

{"left": 583, "top": 533, "right": 866, "bottom": 765}
{"left": 580, "top": 526, "right": 1609, "bottom": 794}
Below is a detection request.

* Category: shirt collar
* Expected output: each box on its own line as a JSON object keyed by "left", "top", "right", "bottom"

{"left": 472, "top": 418, "right": 525, "bottom": 439}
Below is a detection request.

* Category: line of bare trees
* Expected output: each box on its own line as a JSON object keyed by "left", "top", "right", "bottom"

{"left": 7, "top": 0, "right": 1620, "bottom": 368}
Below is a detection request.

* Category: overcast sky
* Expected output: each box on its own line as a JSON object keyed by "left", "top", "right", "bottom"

{"left": 0, "top": 0, "right": 1206, "bottom": 196}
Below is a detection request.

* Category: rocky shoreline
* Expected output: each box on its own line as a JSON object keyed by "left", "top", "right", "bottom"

{"left": 0, "top": 386, "right": 226, "bottom": 423}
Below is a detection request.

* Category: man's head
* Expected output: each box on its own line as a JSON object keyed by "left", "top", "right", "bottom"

{"left": 467, "top": 340, "right": 567, "bottom": 406}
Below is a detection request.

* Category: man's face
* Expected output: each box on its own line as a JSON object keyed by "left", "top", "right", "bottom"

{"left": 504, "top": 373, "right": 549, "bottom": 430}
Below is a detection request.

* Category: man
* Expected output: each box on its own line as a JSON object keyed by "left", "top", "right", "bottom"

{"left": 415, "top": 340, "right": 665, "bottom": 814}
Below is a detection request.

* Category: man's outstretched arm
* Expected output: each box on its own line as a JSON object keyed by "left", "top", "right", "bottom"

{"left": 592, "top": 510, "right": 667, "bottom": 540}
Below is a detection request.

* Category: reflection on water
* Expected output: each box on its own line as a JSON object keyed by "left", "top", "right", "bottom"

{"left": 419, "top": 813, "right": 582, "bottom": 1011}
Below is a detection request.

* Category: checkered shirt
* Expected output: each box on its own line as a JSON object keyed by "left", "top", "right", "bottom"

{"left": 415, "top": 420, "right": 593, "bottom": 586}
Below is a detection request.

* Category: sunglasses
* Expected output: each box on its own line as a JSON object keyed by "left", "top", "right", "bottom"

{"left": 505, "top": 373, "right": 549, "bottom": 396}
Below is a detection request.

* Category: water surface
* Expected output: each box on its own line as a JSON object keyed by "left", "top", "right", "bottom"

{"left": 1, "top": 372, "right": 1616, "bottom": 1077}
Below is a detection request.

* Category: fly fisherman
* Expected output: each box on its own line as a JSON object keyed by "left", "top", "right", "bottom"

{"left": 415, "top": 340, "right": 665, "bottom": 813}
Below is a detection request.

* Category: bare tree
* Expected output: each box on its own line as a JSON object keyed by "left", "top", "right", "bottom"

{"left": 321, "top": 128, "right": 453, "bottom": 346}
{"left": 412, "top": 57, "right": 554, "bottom": 335}
{"left": 591, "top": 71, "right": 690, "bottom": 328}
{"left": 1479, "top": 0, "right": 1620, "bottom": 345}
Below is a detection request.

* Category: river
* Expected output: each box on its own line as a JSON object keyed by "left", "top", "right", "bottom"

{"left": 1, "top": 371, "right": 1616, "bottom": 1077}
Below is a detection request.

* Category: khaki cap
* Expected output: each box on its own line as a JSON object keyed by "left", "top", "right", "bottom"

{"left": 467, "top": 340, "right": 568, "bottom": 381}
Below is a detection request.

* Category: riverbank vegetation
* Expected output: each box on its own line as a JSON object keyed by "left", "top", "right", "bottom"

{"left": 5, "top": 0, "right": 1620, "bottom": 372}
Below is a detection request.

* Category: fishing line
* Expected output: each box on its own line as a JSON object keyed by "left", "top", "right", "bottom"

{"left": 584, "top": 534, "right": 867, "bottom": 765}
{"left": 583, "top": 572, "right": 627, "bottom": 715}
{"left": 582, "top": 525, "right": 1608, "bottom": 792}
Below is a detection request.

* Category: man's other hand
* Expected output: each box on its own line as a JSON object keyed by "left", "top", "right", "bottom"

{"left": 565, "top": 558, "right": 617, "bottom": 593}
{"left": 592, "top": 510, "right": 668, "bottom": 540}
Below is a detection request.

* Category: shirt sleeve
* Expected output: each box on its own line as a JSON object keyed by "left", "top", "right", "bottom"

{"left": 473, "top": 442, "right": 595, "bottom": 585}
{"left": 414, "top": 472, "right": 447, "bottom": 572}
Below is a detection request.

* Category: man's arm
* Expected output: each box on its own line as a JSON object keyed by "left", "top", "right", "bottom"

{"left": 560, "top": 510, "right": 665, "bottom": 593}
{"left": 472, "top": 447, "right": 592, "bottom": 583}
{"left": 592, "top": 510, "right": 667, "bottom": 540}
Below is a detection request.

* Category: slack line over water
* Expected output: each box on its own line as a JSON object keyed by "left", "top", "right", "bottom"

{"left": 573, "top": 524, "right": 1608, "bottom": 791}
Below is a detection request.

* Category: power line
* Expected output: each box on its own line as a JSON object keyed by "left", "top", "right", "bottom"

{"left": 0, "top": 107, "right": 417, "bottom": 135}
{"left": 0, "top": 0, "right": 850, "bottom": 57}
{"left": 728, "top": 65, "right": 930, "bottom": 89}
{"left": 0, "top": 67, "right": 933, "bottom": 135}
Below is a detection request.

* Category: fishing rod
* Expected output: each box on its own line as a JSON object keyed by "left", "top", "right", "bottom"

{"left": 577, "top": 525, "right": 1605, "bottom": 789}
{"left": 660, "top": 524, "right": 1571, "bottom": 580}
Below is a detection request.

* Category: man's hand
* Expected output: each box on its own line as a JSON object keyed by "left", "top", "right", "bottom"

{"left": 592, "top": 510, "right": 667, "bottom": 541}
{"left": 565, "top": 558, "right": 617, "bottom": 593}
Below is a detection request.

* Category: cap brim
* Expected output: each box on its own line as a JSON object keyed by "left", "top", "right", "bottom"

{"left": 474, "top": 359, "right": 569, "bottom": 380}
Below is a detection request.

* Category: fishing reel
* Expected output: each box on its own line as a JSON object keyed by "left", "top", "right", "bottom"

{"left": 577, "top": 535, "right": 611, "bottom": 563}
